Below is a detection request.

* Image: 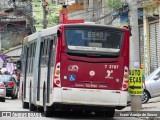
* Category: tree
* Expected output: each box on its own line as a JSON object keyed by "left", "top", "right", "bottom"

{"left": 52, "top": 14, "right": 59, "bottom": 24}
{"left": 106, "top": 0, "right": 122, "bottom": 10}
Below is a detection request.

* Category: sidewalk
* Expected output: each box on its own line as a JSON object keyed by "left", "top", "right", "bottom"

{"left": 123, "top": 97, "right": 160, "bottom": 111}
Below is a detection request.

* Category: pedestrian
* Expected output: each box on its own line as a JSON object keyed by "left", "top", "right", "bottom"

{"left": 141, "top": 65, "right": 146, "bottom": 89}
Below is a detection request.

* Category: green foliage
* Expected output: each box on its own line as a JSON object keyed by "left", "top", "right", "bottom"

{"left": 32, "top": 0, "right": 60, "bottom": 30}
{"left": 106, "top": 0, "right": 122, "bottom": 10}
{"left": 52, "top": 14, "right": 59, "bottom": 24}
{"left": 4, "top": 46, "right": 10, "bottom": 50}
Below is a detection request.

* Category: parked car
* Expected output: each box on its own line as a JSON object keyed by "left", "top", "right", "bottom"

{"left": 0, "top": 79, "right": 6, "bottom": 102}
{"left": 142, "top": 67, "right": 160, "bottom": 103}
{"left": 128, "top": 67, "right": 160, "bottom": 104}
{"left": 0, "top": 75, "right": 19, "bottom": 99}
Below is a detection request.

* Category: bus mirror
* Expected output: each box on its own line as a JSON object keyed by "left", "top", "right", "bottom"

{"left": 57, "top": 30, "right": 61, "bottom": 37}
{"left": 16, "top": 60, "right": 21, "bottom": 70}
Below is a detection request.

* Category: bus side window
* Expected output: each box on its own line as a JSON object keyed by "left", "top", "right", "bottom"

{"left": 29, "top": 43, "right": 33, "bottom": 74}
{"left": 31, "top": 42, "right": 35, "bottom": 74}
{"left": 46, "top": 38, "right": 50, "bottom": 65}
{"left": 51, "top": 35, "right": 56, "bottom": 67}
{"left": 40, "top": 41, "right": 44, "bottom": 66}
{"left": 31, "top": 41, "right": 36, "bottom": 73}
{"left": 42, "top": 39, "right": 46, "bottom": 66}
{"left": 45, "top": 38, "right": 49, "bottom": 66}
{"left": 27, "top": 43, "right": 31, "bottom": 75}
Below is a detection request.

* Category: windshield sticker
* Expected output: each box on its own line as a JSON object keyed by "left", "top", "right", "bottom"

{"left": 105, "top": 70, "right": 113, "bottom": 79}
{"left": 68, "top": 65, "right": 79, "bottom": 72}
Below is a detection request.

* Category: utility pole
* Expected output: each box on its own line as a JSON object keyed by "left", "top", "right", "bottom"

{"left": 42, "top": 0, "right": 48, "bottom": 29}
{"left": 128, "top": 0, "right": 142, "bottom": 111}
{"left": 88, "top": 0, "right": 94, "bottom": 22}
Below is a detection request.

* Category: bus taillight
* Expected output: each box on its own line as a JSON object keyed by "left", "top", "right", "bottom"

{"left": 0, "top": 83, "right": 5, "bottom": 89}
{"left": 53, "top": 62, "right": 61, "bottom": 87}
{"left": 122, "top": 66, "right": 129, "bottom": 91}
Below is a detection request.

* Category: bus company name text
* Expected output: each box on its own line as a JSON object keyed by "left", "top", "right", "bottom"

{"left": 1, "top": 112, "right": 42, "bottom": 118}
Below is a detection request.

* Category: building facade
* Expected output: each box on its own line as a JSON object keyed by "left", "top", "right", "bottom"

{"left": 111, "top": 0, "right": 160, "bottom": 76}
{"left": 139, "top": 0, "right": 160, "bottom": 76}
{"left": 66, "top": 0, "right": 112, "bottom": 25}
{"left": 0, "top": 0, "right": 26, "bottom": 51}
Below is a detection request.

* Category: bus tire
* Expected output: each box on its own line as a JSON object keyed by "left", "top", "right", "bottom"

{"left": 43, "top": 88, "right": 52, "bottom": 117}
{"left": 22, "top": 84, "right": 29, "bottom": 109}
{"left": 1, "top": 98, "right": 5, "bottom": 102}
{"left": 95, "top": 111, "right": 105, "bottom": 117}
{"left": 29, "top": 86, "right": 37, "bottom": 111}
{"left": 104, "top": 109, "right": 115, "bottom": 118}
{"left": 11, "top": 94, "right": 15, "bottom": 99}
{"left": 37, "top": 106, "right": 44, "bottom": 112}
{"left": 22, "top": 101, "right": 29, "bottom": 109}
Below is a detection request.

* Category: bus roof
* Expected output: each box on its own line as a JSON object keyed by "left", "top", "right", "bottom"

{"left": 23, "top": 23, "right": 128, "bottom": 44}
{"left": 41, "top": 25, "right": 59, "bottom": 37}
{"left": 23, "top": 25, "right": 59, "bottom": 44}
{"left": 61, "top": 23, "right": 126, "bottom": 31}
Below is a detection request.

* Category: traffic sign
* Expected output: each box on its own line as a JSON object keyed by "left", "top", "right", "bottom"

{"left": 128, "top": 69, "right": 143, "bottom": 95}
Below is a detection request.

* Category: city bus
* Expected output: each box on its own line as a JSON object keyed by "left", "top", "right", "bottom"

{"left": 19, "top": 23, "right": 130, "bottom": 117}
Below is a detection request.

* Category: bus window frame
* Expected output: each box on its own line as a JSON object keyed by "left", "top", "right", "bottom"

{"left": 64, "top": 27, "right": 124, "bottom": 57}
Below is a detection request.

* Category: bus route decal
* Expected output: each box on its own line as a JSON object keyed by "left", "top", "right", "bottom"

{"left": 105, "top": 70, "right": 113, "bottom": 79}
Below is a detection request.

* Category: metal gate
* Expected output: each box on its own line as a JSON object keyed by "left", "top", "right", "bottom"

{"left": 139, "top": 26, "right": 144, "bottom": 67}
{"left": 149, "top": 22, "right": 160, "bottom": 73}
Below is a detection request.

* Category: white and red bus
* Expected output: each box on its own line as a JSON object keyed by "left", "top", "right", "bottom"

{"left": 19, "top": 23, "right": 130, "bottom": 117}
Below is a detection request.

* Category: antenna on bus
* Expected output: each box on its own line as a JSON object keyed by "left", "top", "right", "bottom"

{"left": 59, "top": 5, "right": 84, "bottom": 24}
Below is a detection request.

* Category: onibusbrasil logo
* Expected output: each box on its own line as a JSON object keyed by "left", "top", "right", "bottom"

{"left": 1, "top": 1, "right": 43, "bottom": 7}
{"left": 1, "top": 112, "right": 42, "bottom": 117}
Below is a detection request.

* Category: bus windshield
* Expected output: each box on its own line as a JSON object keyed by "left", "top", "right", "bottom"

{"left": 65, "top": 29, "right": 124, "bottom": 55}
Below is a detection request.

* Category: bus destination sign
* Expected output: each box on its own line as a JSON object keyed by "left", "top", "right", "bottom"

{"left": 82, "top": 31, "right": 106, "bottom": 40}
{"left": 128, "top": 69, "right": 143, "bottom": 95}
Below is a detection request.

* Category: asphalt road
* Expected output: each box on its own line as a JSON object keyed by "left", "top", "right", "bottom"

{"left": 0, "top": 97, "right": 143, "bottom": 120}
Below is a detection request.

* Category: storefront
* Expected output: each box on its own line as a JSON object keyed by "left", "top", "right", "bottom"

{"left": 149, "top": 21, "right": 160, "bottom": 73}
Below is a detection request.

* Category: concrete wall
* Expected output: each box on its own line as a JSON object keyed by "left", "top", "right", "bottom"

{"left": 4, "top": 45, "right": 22, "bottom": 57}
{"left": 68, "top": 0, "right": 112, "bottom": 25}
{"left": 1, "top": 32, "right": 23, "bottom": 50}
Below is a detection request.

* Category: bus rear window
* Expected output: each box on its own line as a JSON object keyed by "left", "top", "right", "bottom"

{"left": 65, "top": 29, "right": 123, "bottom": 54}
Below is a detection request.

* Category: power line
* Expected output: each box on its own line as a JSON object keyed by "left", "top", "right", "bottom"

{"left": 1, "top": 0, "right": 158, "bottom": 31}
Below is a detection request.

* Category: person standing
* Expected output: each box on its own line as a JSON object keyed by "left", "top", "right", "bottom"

{"left": 141, "top": 65, "right": 146, "bottom": 89}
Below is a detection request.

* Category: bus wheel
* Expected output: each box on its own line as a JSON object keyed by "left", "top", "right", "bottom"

{"left": 1, "top": 98, "right": 5, "bottom": 102}
{"left": 29, "top": 86, "right": 37, "bottom": 111}
{"left": 43, "top": 89, "right": 52, "bottom": 117}
{"left": 22, "top": 84, "right": 29, "bottom": 109}
{"left": 37, "top": 106, "right": 44, "bottom": 112}
{"left": 103, "top": 109, "right": 115, "bottom": 118}
{"left": 95, "top": 111, "right": 105, "bottom": 117}
{"left": 22, "top": 101, "right": 29, "bottom": 109}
